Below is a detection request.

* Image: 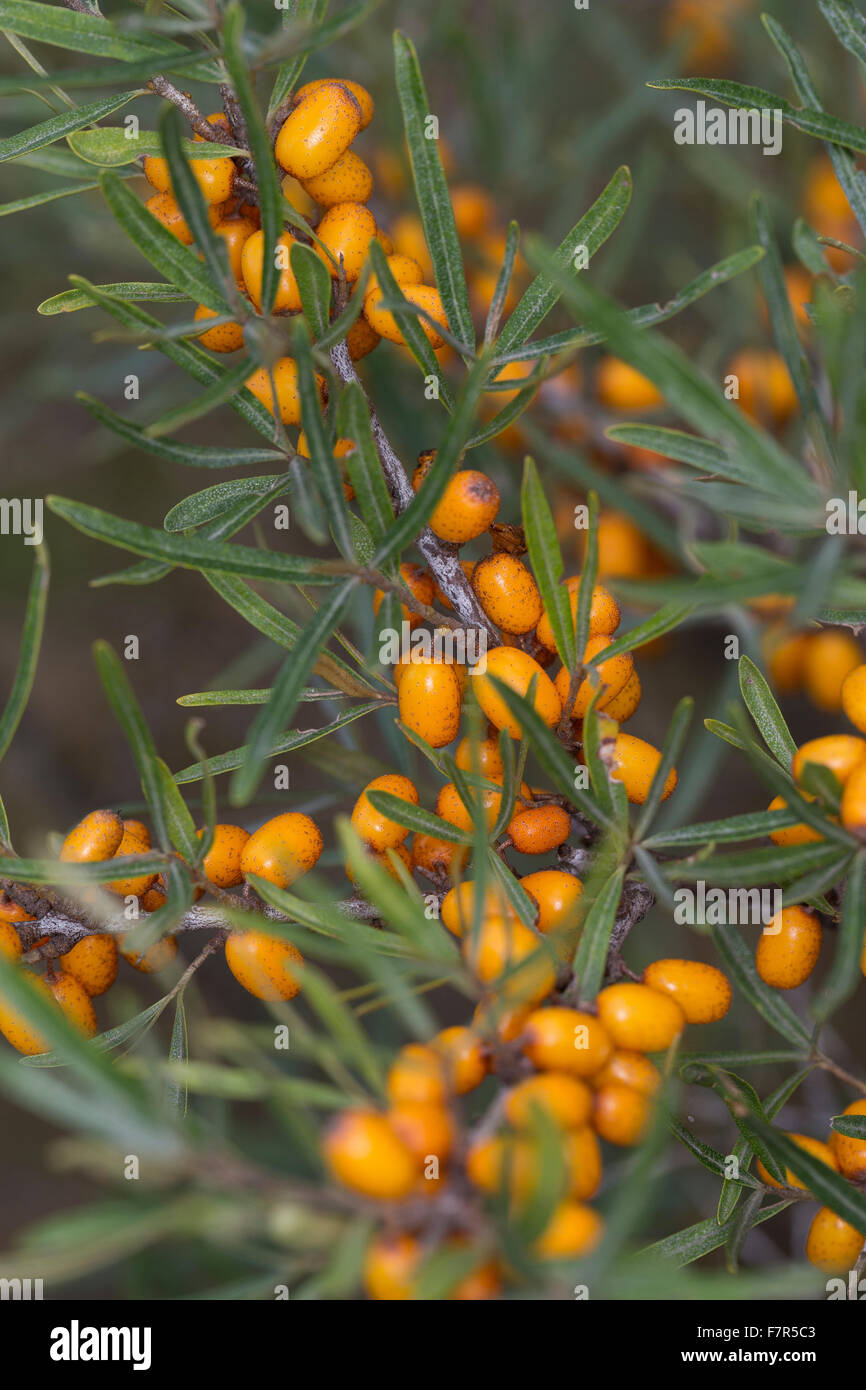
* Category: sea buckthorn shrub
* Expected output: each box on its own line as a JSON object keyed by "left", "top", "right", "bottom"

{"left": 0, "top": 0, "right": 865, "bottom": 1307}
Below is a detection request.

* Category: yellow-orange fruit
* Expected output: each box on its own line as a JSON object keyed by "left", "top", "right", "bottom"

{"left": 597, "top": 356, "right": 663, "bottom": 409}
{"left": 364, "top": 283, "right": 448, "bottom": 348}
{"left": 410, "top": 832, "right": 467, "bottom": 879}
{"left": 364, "top": 253, "right": 424, "bottom": 303}
{"left": 520, "top": 869, "right": 582, "bottom": 935}
{"left": 555, "top": 635, "right": 634, "bottom": 719}
{"left": 471, "top": 647, "right": 562, "bottom": 740}
{"left": 344, "top": 843, "right": 411, "bottom": 886}
{"left": 766, "top": 628, "right": 812, "bottom": 694}
{"left": 505, "top": 1072, "right": 593, "bottom": 1130}
{"left": 466, "top": 1133, "right": 539, "bottom": 1202}
{"left": 431, "top": 1025, "right": 488, "bottom": 1094}
{"left": 213, "top": 213, "right": 257, "bottom": 285}
{"left": 594, "top": 1050, "right": 661, "bottom": 1096}
{"left": 842, "top": 663, "right": 866, "bottom": 734}
{"left": 0, "top": 971, "right": 55, "bottom": 1054}
{"left": 533, "top": 1200, "right": 604, "bottom": 1259}
{"left": 609, "top": 732, "right": 677, "bottom": 804}
{"left": 107, "top": 820, "right": 157, "bottom": 897}
{"left": 316, "top": 201, "right": 377, "bottom": 282}
{"left": 440, "top": 881, "right": 515, "bottom": 938}
{"left": 275, "top": 81, "right": 362, "bottom": 180}
{"left": 508, "top": 804, "right": 571, "bottom": 855}
{"left": 281, "top": 172, "right": 318, "bottom": 220}
{"left": 145, "top": 191, "right": 193, "bottom": 244}
{"left": 241, "top": 229, "right": 303, "bottom": 312}
{"left": 58, "top": 934, "right": 118, "bottom": 997}
{"left": 119, "top": 934, "right": 178, "bottom": 973}
{"left": 373, "top": 561, "right": 434, "bottom": 631}
{"left": 362, "top": 1233, "right": 497, "bottom": 1301}
{"left": 397, "top": 660, "right": 462, "bottom": 748}
{"left": 563, "top": 1125, "right": 603, "bottom": 1198}
{"left": 473, "top": 997, "right": 531, "bottom": 1043}
{"left": 601, "top": 670, "right": 642, "bottom": 724}
{"left": 472, "top": 554, "right": 543, "bottom": 636}
{"left": 594, "top": 511, "right": 665, "bottom": 581}
{"left": 143, "top": 151, "right": 233, "bottom": 204}
{"left": 597, "top": 982, "right": 685, "bottom": 1052}
{"left": 390, "top": 211, "right": 434, "bottom": 278}
{"left": 139, "top": 885, "right": 167, "bottom": 913}
{"left": 46, "top": 970, "right": 97, "bottom": 1039}
{"left": 767, "top": 793, "right": 825, "bottom": 847}
{"left": 728, "top": 348, "right": 798, "bottom": 427}
{"left": 0, "top": 893, "right": 35, "bottom": 926}
{"left": 522, "top": 1006, "right": 613, "bottom": 1077}
{"left": 536, "top": 577, "right": 621, "bottom": 651}
{"left": 755, "top": 1133, "right": 838, "bottom": 1190}
{"left": 829, "top": 1100, "right": 866, "bottom": 1182}
{"left": 241, "top": 812, "right": 323, "bottom": 889}
{"left": 642, "top": 958, "right": 732, "bottom": 1024}
{"left": 805, "top": 1206, "right": 865, "bottom": 1274}
{"left": 415, "top": 470, "right": 500, "bottom": 545}
{"left": 198, "top": 824, "right": 250, "bottom": 889}
{"left": 756, "top": 906, "right": 822, "bottom": 990}
{"left": 803, "top": 629, "right": 862, "bottom": 712}
{"left": 462, "top": 915, "right": 556, "bottom": 1005}
{"left": 346, "top": 311, "right": 380, "bottom": 360}
{"left": 841, "top": 760, "right": 866, "bottom": 834}
{"left": 455, "top": 735, "right": 504, "bottom": 782}
{"left": 351, "top": 775, "right": 418, "bottom": 851}
{"left": 245, "top": 357, "right": 325, "bottom": 426}
{"left": 792, "top": 734, "right": 866, "bottom": 788}
{"left": 323, "top": 1108, "right": 418, "bottom": 1199}
{"left": 224, "top": 930, "right": 303, "bottom": 1001}
{"left": 194, "top": 304, "right": 244, "bottom": 353}
{"left": 0, "top": 920, "right": 22, "bottom": 961}
{"left": 593, "top": 1082, "right": 651, "bottom": 1147}
{"left": 450, "top": 184, "right": 496, "bottom": 239}
{"left": 293, "top": 77, "right": 373, "bottom": 129}
{"left": 386, "top": 1044, "right": 448, "bottom": 1107}
{"left": 387, "top": 1101, "right": 455, "bottom": 1164}
{"left": 302, "top": 149, "right": 373, "bottom": 207}
{"left": 60, "top": 809, "right": 124, "bottom": 864}
{"left": 436, "top": 780, "right": 529, "bottom": 835}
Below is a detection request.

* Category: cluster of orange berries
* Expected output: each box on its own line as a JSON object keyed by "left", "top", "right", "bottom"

{"left": 324, "top": 958, "right": 731, "bottom": 1297}
{"left": 0, "top": 806, "right": 330, "bottom": 1055}
{"left": 766, "top": 625, "right": 863, "bottom": 715}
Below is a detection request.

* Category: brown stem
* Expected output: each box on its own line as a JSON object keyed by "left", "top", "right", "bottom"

{"left": 147, "top": 76, "right": 225, "bottom": 144}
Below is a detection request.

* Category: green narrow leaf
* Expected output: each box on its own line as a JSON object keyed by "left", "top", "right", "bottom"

{"left": 366, "top": 240, "right": 453, "bottom": 402}
{"left": 39, "top": 282, "right": 189, "bottom": 315}
{"left": 164, "top": 476, "right": 288, "bottom": 532}
{"left": 0, "top": 91, "right": 139, "bottom": 162}
{"left": 145, "top": 358, "right": 255, "bottom": 439}
{"left": 166, "top": 996, "right": 188, "bottom": 1116}
{"left": 291, "top": 242, "right": 332, "bottom": 339}
{"left": 92, "top": 641, "right": 172, "bottom": 849}
{"left": 174, "top": 702, "right": 381, "bottom": 784}
{"left": 154, "top": 758, "right": 198, "bottom": 861}
{"left": 0, "top": 0, "right": 198, "bottom": 62}
{"left": 159, "top": 103, "right": 231, "bottom": 297}
{"left": 69, "top": 130, "right": 243, "bottom": 168}
{"left": 738, "top": 655, "right": 798, "bottom": 768}
{"left": 811, "top": 855, "right": 866, "bottom": 1020}
{"left": 77, "top": 392, "right": 285, "bottom": 468}
{"left": 757, "top": 1120, "right": 866, "bottom": 1231}
{"left": 365, "top": 791, "right": 472, "bottom": 845}
{"left": 605, "top": 424, "right": 751, "bottom": 485}
{"left": 641, "top": 1201, "right": 790, "bottom": 1266}
{"left": 521, "top": 456, "right": 576, "bottom": 669}
{"left": 573, "top": 863, "right": 625, "bottom": 1002}
{"left": 0, "top": 544, "right": 49, "bottom": 765}
{"left": 648, "top": 76, "right": 866, "bottom": 157}
{"left": 832, "top": 1114, "right": 866, "bottom": 1140}
{"left": 293, "top": 320, "right": 354, "bottom": 558}
{"left": 336, "top": 382, "right": 394, "bottom": 544}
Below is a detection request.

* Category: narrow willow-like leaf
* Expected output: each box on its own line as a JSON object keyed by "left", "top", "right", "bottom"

{"left": 641, "top": 1202, "right": 790, "bottom": 1266}
{"left": 756, "top": 1119, "right": 866, "bottom": 1230}
{"left": 77, "top": 392, "right": 285, "bottom": 468}
{"left": 0, "top": 851, "right": 167, "bottom": 886}
{"left": 521, "top": 456, "right": 575, "bottom": 669}
{"left": 0, "top": 544, "right": 48, "bottom": 765}
{"left": 572, "top": 863, "right": 625, "bottom": 1003}
{"left": 92, "top": 641, "right": 172, "bottom": 850}
{"left": 365, "top": 792, "right": 472, "bottom": 845}
{"left": 164, "top": 476, "right": 288, "bottom": 532}
{"left": 267, "top": 0, "right": 329, "bottom": 118}
{"left": 293, "top": 321, "right": 354, "bottom": 558}
{"left": 594, "top": 603, "right": 694, "bottom": 662}
{"left": 0, "top": 182, "right": 107, "bottom": 218}
{"left": 145, "top": 358, "right": 255, "bottom": 439}
{"left": 166, "top": 997, "right": 188, "bottom": 1117}
{"left": 336, "top": 382, "right": 394, "bottom": 545}
{"left": 0, "top": 91, "right": 139, "bottom": 162}
{"left": 174, "top": 701, "right": 381, "bottom": 783}
{"left": 0, "top": 0, "right": 199, "bottom": 61}
{"left": 69, "top": 129, "right": 243, "bottom": 167}
{"left": 606, "top": 424, "right": 750, "bottom": 485}
{"left": 159, "top": 103, "right": 229, "bottom": 296}
{"left": 365, "top": 240, "right": 453, "bottom": 403}
{"left": 643, "top": 808, "right": 798, "bottom": 850}
{"left": 648, "top": 76, "right": 866, "bottom": 157}
{"left": 154, "top": 758, "right": 198, "bottom": 862}
{"left": 291, "top": 241, "right": 332, "bottom": 339}
{"left": 811, "top": 855, "right": 866, "bottom": 1020}
{"left": 39, "top": 282, "right": 189, "bottom": 315}
{"left": 832, "top": 1114, "right": 866, "bottom": 1139}
{"left": 633, "top": 697, "right": 693, "bottom": 839}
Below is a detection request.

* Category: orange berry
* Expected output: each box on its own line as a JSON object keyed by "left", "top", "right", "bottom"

{"left": 803, "top": 629, "right": 862, "bottom": 712}
{"left": 471, "top": 647, "right": 562, "bottom": 740}
{"left": 792, "top": 734, "right": 866, "bottom": 788}
{"left": 472, "top": 554, "right": 542, "bottom": 636}
{"left": 107, "top": 820, "right": 157, "bottom": 897}
{"left": 507, "top": 804, "right": 571, "bottom": 855}
{"left": 414, "top": 469, "right": 500, "bottom": 545}
{"left": 841, "top": 759, "right": 866, "bottom": 834}
{"left": 373, "top": 562, "right": 434, "bottom": 630}
{"left": 593, "top": 1082, "right": 651, "bottom": 1147}
{"left": 58, "top": 934, "right": 118, "bottom": 997}
{"left": 410, "top": 832, "right": 467, "bottom": 879}
{"left": 119, "top": 934, "right": 178, "bottom": 973}
{"left": 363, "top": 282, "right": 448, "bottom": 348}
{"left": 596, "top": 982, "right": 685, "bottom": 1052}
{"left": 245, "top": 357, "right": 325, "bottom": 426}
{"left": 0, "top": 971, "right": 55, "bottom": 1054}
{"left": 324, "top": 1108, "right": 418, "bottom": 1199}
{"left": 143, "top": 151, "right": 233, "bottom": 204}
{"left": 387, "top": 1043, "right": 448, "bottom": 1107}
{"left": 241, "top": 229, "right": 303, "bottom": 312}
{"left": 473, "top": 997, "right": 531, "bottom": 1043}
{"left": 455, "top": 735, "right": 504, "bottom": 782}
{"left": 351, "top": 775, "right": 418, "bottom": 851}
{"left": 755, "top": 1133, "right": 838, "bottom": 1190}
{"left": 240, "top": 812, "right": 323, "bottom": 889}
{"left": 390, "top": 212, "right": 434, "bottom": 278}
{"left": 387, "top": 1101, "right": 455, "bottom": 1164}
{"left": 440, "top": 881, "right": 515, "bottom": 938}
{"left": 597, "top": 356, "right": 663, "bottom": 410}
{"left": 756, "top": 906, "right": 822, "bottom": 990}
{"left": 462, "top": 914, "right": 556, "bottom": 1005}
{"left": 594, "top": 512, "right": 664, "bottom": 581}
{"left": 519, "top": 870, "right": 583, "bottom": 935}
{"left": 642, "top": 958, "right": 732, "bottom": 1024}
{"left": 398, "top": 660, "right": 462, "bottom": 748}
{"left": 302, "top": 149, "right": 373, "bottom": 207}
{"left": 829, "top": 1100, "right": 866, "bottom": 1182}
{"left": 842, "top": 663, "right": 866, "bottom": 734}
{"left": 806, "top": 1206, "right": 865, "bottom": 1274}
{"left": 505, "top": 1072, "right": 593, "bottom": 1130}
{"left": 533, "top": 1200, "right": 604, "bottom": 1259}
{"left": 435, "top": 779, "right": 526, "bottom": 834}
{"left": 362, "top": 1233, "right": 420, "bottom": 1300}
{"left": 275, "top": 81, "right": 362, "bottom": 180}
{"left": 344, "top": 842, "right": 411, "bottom": 886}
{"left": 145, "top": 191, "right": 193, "bottom": 244}
{"left": 536, "top": 577, "right": 621, "bottom": 651}
{"left": 364, "top": 253, "right": 424, "bottom": 303}
{"left": 139, "top": 885, "right": 167, "bottom": 913}
{"left": 224, "top": 930, "right": 304, "bottom": 1001}
{"left": 0, "top": 892, "right": 35, "bottom": 926}
{"left": 765, "top": 627, "right": 811, "bottom": 694}
{"left": 601, "top": 670, "right": 642, "bottom": 723}
{"left": 316, "top": 201, "right": 377, "bottom": 282}
{"left": 431, "top": 1025, "right": 488, "bottom": 1094}
{"left": 767, "top": 793, "right": 825, "bottom": 847}
{"left": 198, "top": 823, "right": 250, "bottom": 889}
{"left": 594, "top": 1050, "right": 661, "bottom": 1096}
{"left": 60, "top": 809, "right": 124, "bottom": 864}
{"left": 728, "top": 348, "right": 797, "bottom": 427}
{"left": 450, "top": 184, "right": 496, "bottom": 239}
{"left": 560, "top": 1127, "right": 602, "bottom": 1200}
{"left": 346, "top": 311, "right": 381, "bottom": 360}
{"left": 555, "top": 635, "right": 634, "bottom": 719}
{"left": 0, "top": 920, "right": 23, "bottom": 961}
{"left": 194, "top": 304, "right": 244, "bottom": 353}
{"left": 522, "top": 1006, "right": 613, "bottom": 1077}
{"left": 609, "top": 732, "right": 677, "bottom": 804}
{"left": 293, "top": 78, "right": 373, "bottom": 130}
{"left": 466, "top": 1133, "right": 538, "bottom": 1202}
{"left": 46, "top": 970, "right": 97, "bottom": 1039}
{"left": 212, "top": 213, "right": 257, "bottom": 285}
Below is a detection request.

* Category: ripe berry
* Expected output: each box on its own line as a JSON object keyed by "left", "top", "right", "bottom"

{"left": 455, "top": 734, "right": 504, "bottom": 782}
{"left": 224, "top": 930, "right": 304, "bottom": 1001}
{"left": 351, "top": 775, "right": 418, "bottom": 852}
{"left": 473, "top": 997, "right": 531, "bottom": 1043}
{"left": 431, "top": 1025, "right": 488, "bottom": 1094}
{"left": 397, "top": 660, "right": 462, "bottom": 748}
{"left": 58, "top": 934, "right": 118, "bottom": 997}
{"left": 364, "top": 253, "right": 424, "bottom": 306}
{"left": 145, "top": 191, "right": 193, "bottom": 244}
{"left": 767, "top": 793, "right": 825, "bottom": 847}
{"left": 533, "top": 1200, "right": 604, "bottom": 1259}
{"left": 373, "top": 562, "right": 434, "bottom": 629}
{"left": 840, "top": 760, "right": 866, "bottom": 835}
{"left": 596, "top": 982, "right": 685, "bottom": 1052}
{"left": 346, "top": 312, "right": 381, "bottom": 360}
{"left": 508, "top": 804, "right": 571, "bottom": 855}
{"left": 387, "top": 1101, "right": 455, "bottom": 1164}
{"left": 316, "top": 201, "right": 378, "bottom": 281}
{"left": 842, "top": 663, "right": 866, "bottom": 733}
{"left": 519, "top": 869, "right": 583, "bottom": 935}
{"left": 596, "top": 356, "right": 663, "bottom": 410}
{"left": 472, "top": 554, "right": 542, "bottom": 635}
{"left": 345, "top": 843, "right": 411, "bottom": 885}
{"left": 0, "top": 972, "right": 55, "bottom": 1054}
{"left": 0, "top": 892, "right": 34, "bottom": 926}
{"left": 756, "top": 906, "right": 822, "bottom": 989}
{"left": 450, "top": 184, "right": 496, "bottom": 239}
{"left": 324, "top": 1108, "right": 418, "bottom": 1199}
{"left": 466, "top": 1133, "right": 538, "bottom": 1202}
{"left": 755, "top": 1133, "right": 838, "bottom": 1190}
{"left": 642, "top": 958, "right": 732, "bottom": 1024}
{"left": 803, "top": 629, "right": 862, "bottom": 712}
{"left": 436, "top": 779, "right": 527, "bottom": 834}
{"left": 594, "top": 1050, "right": 661, "bottom": 1096}
{"left": 362, "top": 1234, "right": 498, "bottom": 1300}
{"left": 293, "top": 78, "right": 373, "bottom": 130}
{"left": 387, "top": 1043, "right": 448, "bottom": 1107}
{"left": 0, "top": 920, "right": 22, "bottom": 961}
{"left": 119, "top": 935, "right": 178, "bottom": 973}
{"left": 462, "top": 915, "right": 556, "bottom": 1005}
{"left": 194, "top": 305, "right": 244, "bottom": 353}
{"left": 555, "top": 635, "right": 634, "bottom": 719}
{"left": 601, "top": 670, "right": 642, "bottom": 724}
{"left": 410, "top": 832, "right": 467, "bottom": 879}
{"left": 412, "top": 467, "right": 500, "bottom": 545}
{"left": 107, "top": 820, "right": 157, "bottom": 897}
{"left": 609, "top": 732, "right": 677, "bottom": 804}
{"left": 213, "top": 213, "right": 257, "bottom": 285}
{"left": 594, "top": 511, "right": 663, "bottom": 581}
{"left": 275, "top": 81, "right": 362, "bottom": 180}
{"left": 46, "top": 970, "right": 97, "bottom": 1039}
{"left": 593, "top": 1081, "right": 651, "bottom": 1146}
{"left": 805, "top": 1206, "right": 865, "bottom": 1274}
{"left": 240, "top": 811, "right": 323, "bottom": 889}
{"left": 793, "top": 734, "right": 866, "bottom": 787}
{"left": 143, "top": 152, "right": 233, "bottom": 204}
{"left": 198, "top": 824, "right": 250, "bottom": 889}
{"left": 522, "top": 1006, "right": 613, "bottom": 1077}
{"left": 302, "top": 149, "right": 373, "bottom": 207}
{"left": 471, "top": 647, "right": 562, "bottom": 739}
{"left": 60, "top": 809, "right": 124, "bottom": 863}
{"left": 364, "top": 283, "right": 448, "bottom": 348}
{"left": 829, "top": 1100, "right": 866, "bottom": 1181}
{"left": 505, "top": 1072, "right": 593, "bottom": 1130}
{"left": 728, "top": 348, "right": 797, "bottom": 427}
{"left": 245, "top": 357, "right": 325, "bottom": 426}
{"left": 564, "top": 1126, "right": 603, "bottom": 1197}
{"left": 440, "top": 881, "right": 515, "bottom": 937}
{"left": 766, "top": 628, "right": 811, "bottom": 694}
{"left": 536, "top": 578, "right": 620, "bottom": 651}
{"left": 241, "top": 229, "right": 303, "bottom": 311}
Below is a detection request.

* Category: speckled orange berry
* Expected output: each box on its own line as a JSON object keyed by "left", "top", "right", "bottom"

{"left": 841, "top": 759, "right": 866, "bottom": 836}
{"left": 803, "top": 628, "right": 862, "bottom": 712}
{"left": 506, "top": 1072, "right": 593, "bottom": 1130}
{"left": 224, "top": 929, "right": 303, "bottom": 1001}
{"left": 364, "top": 283, "right": 448, "bottom": 348}
{"left": 472, "top": 554, "right": 542, "bottom": 635}
{"left": 144, "top": 149, "right": 233, "bottom": 204}
{"left": 197, "top": 823, "right": 250, "bottom": 889}
{"left": 805, "top": 1206, "right": 865, "bottom": 1274}
{"left": 397, "top": 659, "right": 462, "bottom": 748}
{"left": 440, "top": 881, "right": 515, "bottom": 937}
{"left": 58, "top": 934, "right": 118, "bottom": 997}
{"left": 213, "top": 213, "right": 257, "bottom": 285}
{"left": 609, "top": 732, "right": 677, "bottom": 804}
{"left": 245, "top": 357, "right": 325, "bottom": 426}
{"left": 522, "top": 1006, "right": 613, "bottom": 1077}
{"left": 507, "top": 804, "right": 571, "bottom": 855}
{"left": 471, "top": 647, "right": 562, "bottom": 740}
{"left": 194, "top": 304, "right": 244, "bottom": 353}
{"left": 0, "top": 920, "right": 22, "bottom": 961}
{"left": 431, "top": 1025, "right": 488, "bottom": 1094}
{"left": 60, "top": 809, "right": 124, "bottom": 864}
{"left": 597, "top": 982, "right": 685, "bottom": 1053}
{"left": 293, "top": 77, "right": 373, "bottom": 129}
{"left": 563, "top": 1125, "right": 603, "bottom": 1197}
{"left": 829, "top": 1100, "right": 866, "bottom": 1182}
{"left": 767, "top": 793, "right": 825, "bottom": 847}
{"left": 594, "top": 1050, "right": 661, "bottom": 1096}
{"left": 533, "top": 1200, "right": 604, "bottom": 1259}
{"left": 453, "top": 735, "right": 503, "bottom": 782}
{"left": 728, "top": 348, "right": 797, "bottom": 427}
{"left": 387, "top": 1043, "right": 448, "bottom": 1107}
{"left": 555, "top": 635, "right": 634, "bottom": 719}
{"left": 316, "top": 201, "right": 377, "bottom": 281}
{"left": 275, "top": 81, "right": 362, "bottom": 180}
{"left": 241, "top": 812, "right": 323, "bottom": 889}
{"left": 755, "top": 1132, "right": 838, "bottom": 1190}
{"left": 119, "top": 934, "right": 178, "bottom": 973}
{"left": 346, "top": 311, "right": 381, "bottom": 360}
{"left": 436, "top": 780, "right": 526, "bottom": 834}
{"left": 536, "top": 577, "right": 620, "bottom": 651}
{"left": 324, "top": 1108, "right": 418, "bottom": 1199}
{"left": 793, "top": 734, "right": 866, "bottom": 788}
{"left": 241, "top": 229, "right": 303, "bottom": 312}
{"left": 0, "top": 972, "right": 57, "bottom": 1054}
{"left": 601, "top": 670, "right": 642, "bottom": 724}
{"left": 351, "top": 775, "right": 418, "bottom": 851}
{"left": 642, "top": 958, "right": 732, "bottom": 1024}
{"left": 46, "top": 970, "right": 97, "bottom": 1038}
{"left": 302, "top": 148, "right": 373, "bottom": 207}
{"left": 416, "top": 469, "right": 500, "bottom": 545}
{"left": 842, "top": 663, "right": 866, "bottom": 734}
{"left": 410, "top": 832, "right": 467, "bottom": 879}
{"left": 107, "top": 820, "right": 157, "bottom": 897}
{"left": 373, "top": 562, "right": 434, "bottom": 630}
{"left": 597, "top": 356, "right": 663, "bottom": 410}
{"left": 387, "top": 1101, "right": 454, "bottom": 1164}
{"left": 463, "top": 915, "right": 556, "bottom": 1005}
{"left": 519, "top": 869, "right": 583, "bottom": 936}
{"left": 593, "top": 1082, "right": 651, "bottom": 1146}
{"left": 145, "top": 191, "right": 193, "bottom": 244}
{"left": 756, "top": 906, "right": 822, "bottom": 990}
